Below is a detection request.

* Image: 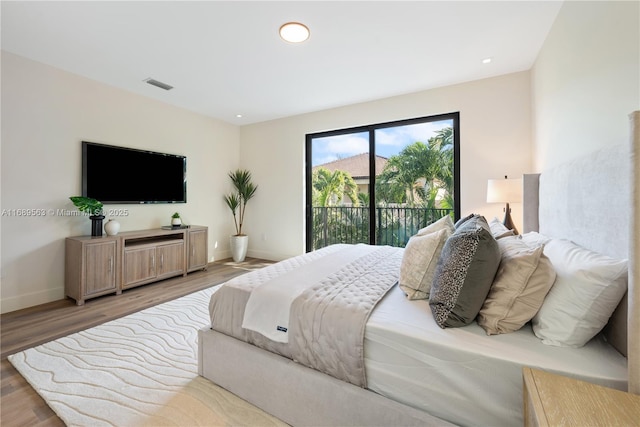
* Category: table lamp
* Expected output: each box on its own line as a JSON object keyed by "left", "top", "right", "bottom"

{"left": 487, "top": 175, "right": 522, "bottom": 234}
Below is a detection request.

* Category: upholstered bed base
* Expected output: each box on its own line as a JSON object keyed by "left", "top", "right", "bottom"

{"left": 198, "top": 328, "right": 452, "bottom": 427}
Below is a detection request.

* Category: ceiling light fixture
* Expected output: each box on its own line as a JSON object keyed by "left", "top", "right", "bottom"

{"left": 279, "top": 22, "right": 310, "bottom": 43}
{"left": 482, "top": 57, "right": 492, "bottom": 64}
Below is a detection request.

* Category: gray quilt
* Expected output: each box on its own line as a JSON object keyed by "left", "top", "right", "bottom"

{"left": 208, "top": 244, "right": 403, "bottom": 387}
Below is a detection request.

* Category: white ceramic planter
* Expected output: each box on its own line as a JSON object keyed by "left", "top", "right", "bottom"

{"left": 230, "top": 235, "right": 249, "bottom": 262}
{"left": 104, "top": 219, "right": 120, "bottom": 236}
{"left": 171, "top": 217, "right": 181, "bottom": 226}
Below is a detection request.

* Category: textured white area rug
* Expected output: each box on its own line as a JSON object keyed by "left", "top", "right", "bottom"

{"left": 8, "top": 286, "right": 285, "bottom": 427}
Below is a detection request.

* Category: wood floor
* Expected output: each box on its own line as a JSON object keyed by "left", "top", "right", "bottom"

{"left": 0, "top": 257, "right": 274, "bottom": 427}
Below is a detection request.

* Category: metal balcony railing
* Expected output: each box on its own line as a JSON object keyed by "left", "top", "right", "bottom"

{"left": 311, "top": 206, "right": 453, "bottom": 250}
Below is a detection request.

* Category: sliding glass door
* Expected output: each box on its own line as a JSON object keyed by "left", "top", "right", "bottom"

{"left": 306, "top": 112, "right": 459, "bottom": 252}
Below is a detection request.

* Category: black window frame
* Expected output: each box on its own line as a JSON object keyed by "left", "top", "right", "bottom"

{"left": 305, "top": 112, "right": 460, "bottom": 252}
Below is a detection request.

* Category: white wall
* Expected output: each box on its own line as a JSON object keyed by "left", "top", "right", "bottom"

{"left": 531, "top": 0, "right": 640, "bottom": 170}
{"left": 240, "top": 72, "right": 532, "bottom": 261}
{"left": 1, "top": 52, "right": 240, "bottom": 313}
{"left": 12, "top": 0, "right": 632, "bottom": 313}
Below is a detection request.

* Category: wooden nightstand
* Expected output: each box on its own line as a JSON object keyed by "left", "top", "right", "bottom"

{"left": 523, "top": 367, "right": 640, "bottom": 426}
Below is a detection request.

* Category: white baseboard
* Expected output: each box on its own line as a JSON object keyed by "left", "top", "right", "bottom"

{"left": 246, "top": 248, "right": 295, "bottom": 262}
{"left": 1, "top": 286, "right": 64, "bottom": 314}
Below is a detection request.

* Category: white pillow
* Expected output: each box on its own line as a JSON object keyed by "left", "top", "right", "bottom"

{"left": 417, "top": 214, "right": 454, "bottom": 236}
{"left": 488, "top": 217, "right": 515, "bottom": 239}
{"left": 532, "top": 238, "right": 628, "bottom": 347}
{"left": 520, "top": 231, "right": 551, "bottom": 247}
{"left": 399, "top": 228, "right": 451, "bottom": 300}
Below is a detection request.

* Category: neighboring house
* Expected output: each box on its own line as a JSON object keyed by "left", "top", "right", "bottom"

{"left": 313, "top": 153, "right": 388, "bottom": 197}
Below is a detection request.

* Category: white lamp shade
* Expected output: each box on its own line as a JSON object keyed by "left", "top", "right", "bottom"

{"left": 487, "top": 178, "right": 522, "bottom": 203}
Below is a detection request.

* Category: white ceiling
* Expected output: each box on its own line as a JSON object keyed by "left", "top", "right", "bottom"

{"left": 1, "top": 1, "right": 563, "bottom": 125}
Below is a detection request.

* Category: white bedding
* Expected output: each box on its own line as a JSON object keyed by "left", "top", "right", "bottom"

{"left": 365, "top": 284, "right": 628, "bottom": 427}
{"left": 242, "top": 244, "right": 385, "bottom": 343}
{"left": 209, "top": 244, "right": 628, "bottom": 427}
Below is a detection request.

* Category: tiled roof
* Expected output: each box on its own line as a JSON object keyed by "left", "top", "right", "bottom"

{"left": 313, "top": 153, "right": 388, "bottom": 179}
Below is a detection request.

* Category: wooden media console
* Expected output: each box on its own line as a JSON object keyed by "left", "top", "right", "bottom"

{"left": 65, "top": 226, "right": 208, "bottom": 305}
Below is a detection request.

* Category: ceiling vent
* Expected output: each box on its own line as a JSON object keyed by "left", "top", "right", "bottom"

{"left": 144, "top": 78, "right": 173, "bottom": 91}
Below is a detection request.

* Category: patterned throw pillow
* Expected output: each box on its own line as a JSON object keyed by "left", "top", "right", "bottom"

{"left": 429, "top": 215, "right": 501, "bottom": 328}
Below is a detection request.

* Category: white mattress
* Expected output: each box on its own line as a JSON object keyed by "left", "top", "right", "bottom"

{"left": 365, "top": 284, "right": 629, "bottom": 427}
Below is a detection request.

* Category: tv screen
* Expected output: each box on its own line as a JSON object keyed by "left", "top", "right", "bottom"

{"left": 82, "top": 141, "right": 186, "bottom": 204}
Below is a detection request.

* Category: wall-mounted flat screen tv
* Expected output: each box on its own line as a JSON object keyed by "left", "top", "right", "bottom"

{"left": 82, "top": 141, "right": 186, "bottom": 204}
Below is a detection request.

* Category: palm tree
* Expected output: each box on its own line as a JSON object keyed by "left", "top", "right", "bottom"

{"left": 311, "top": 167, "right": 361, "bottom": 250}
{"left": 376, "top": 141, "right": 438, "bottom": 206}
{"left": 312, "top": 168, "right": 359, "bottom": 207}
{"left": 357, "top": 192, "right": 369, "bottom": 206}
{"left": 375, "top": 127, "right": 454, "bottom": 209}
{"left": 427, "top": 127, "right": 454, "bottom": 209}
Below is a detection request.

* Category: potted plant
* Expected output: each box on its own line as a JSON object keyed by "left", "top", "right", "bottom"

{"left": 69, "top": 196, "right": 105, "bottom": 236}
{"left": 171, "top": 212, "right": 182, "bottom": 226}
{"left": 224, "top": 169, "right": 258, "bottom": 262}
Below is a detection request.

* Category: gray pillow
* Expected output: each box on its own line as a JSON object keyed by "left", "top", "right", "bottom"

{"left": 429, "top": 215, "right": 501, "bottom": 328}
{"left": 454, "top": 213, "right": 476, "bottom": 229}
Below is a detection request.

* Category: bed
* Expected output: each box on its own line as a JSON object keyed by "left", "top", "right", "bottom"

{"left": 198, "top": 111, "right": 640, "bottom": 426}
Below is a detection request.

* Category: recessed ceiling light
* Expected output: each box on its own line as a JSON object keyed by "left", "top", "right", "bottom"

{"left": 279, "top": 22, "right": 310, "bottom": 43}
{"left": 236, "top": 114, "right": 243, "bottom": 118}
{"left": 482, "top": 57, "right": 492, "bottom": 64}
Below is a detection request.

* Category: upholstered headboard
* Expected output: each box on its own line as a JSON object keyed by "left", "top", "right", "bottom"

{"left": 523, "top": 111, "right": 639, "bottom": 395}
